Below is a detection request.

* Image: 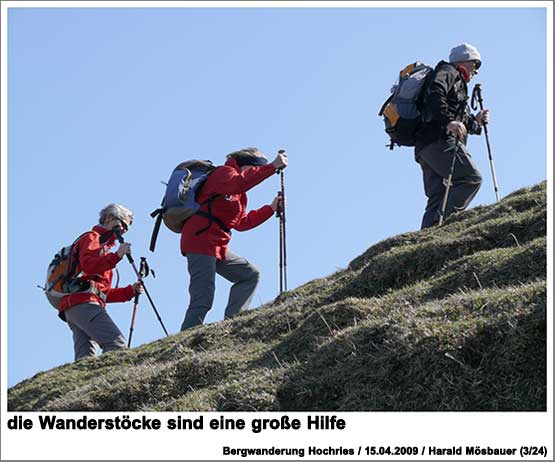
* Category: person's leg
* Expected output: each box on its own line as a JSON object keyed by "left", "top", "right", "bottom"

{"left": 419, "top": 160, "right": 446, "bottom": 229}
{"left": 417, "top": 140, "right": 482, "bottom": 226}
{"left": 445, "top": 143, "right": 482, "bottom": 216}
{"left": 216, "top": 250, "right": 260, "bottom": 319}
{"left": 181, "top": 253, "right": 217, "bottom": 330}
{"left": 66, "top": 317, "right": 97, "bottom": 361}
{"left": 64, "top": 303, "right": 126, "bottom": 358}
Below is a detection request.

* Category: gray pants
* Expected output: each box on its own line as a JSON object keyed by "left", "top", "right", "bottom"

{"left": 64, "top": 303, "right": 126, "bottom": 361}
{"left": 181, "top": 250, "right": 260, "bottom": 331}
{"left": 416, "top": 140, "right": 482, "bottom": 229}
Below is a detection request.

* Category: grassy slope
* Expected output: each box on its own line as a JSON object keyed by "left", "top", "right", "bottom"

{"left": 9, "top": 182, "right": 547, "bottom": 411}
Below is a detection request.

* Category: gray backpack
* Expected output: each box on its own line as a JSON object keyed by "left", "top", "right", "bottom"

{"left": 379, "top": 62, "right": 433, "bottom": 149}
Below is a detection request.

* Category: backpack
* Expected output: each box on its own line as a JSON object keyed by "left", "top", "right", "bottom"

{"left": 379, "top": 61, "right": 433, "bottom": 149}
{"left": 149, "top": 160, "right": 229, "bottom": 252}
{"left": 42, "top": 232, "right": 107, "bottom": 311}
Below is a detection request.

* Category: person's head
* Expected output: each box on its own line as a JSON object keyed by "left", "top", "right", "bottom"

{"left": 226, "top": 147, "right": 269, "bottom": 172}
{"left": 449, "top": 43, "right": 482, "bottom": 80}
{"left": 98, "top": 203, "right": 133, "bottom": 234}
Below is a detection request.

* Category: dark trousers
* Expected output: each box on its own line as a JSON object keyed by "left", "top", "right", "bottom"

{"left": 416, "top": 140, "right": 482, "bottom": 229}
{"left": 181, "top": 250, "right": 261, "bottom": 331}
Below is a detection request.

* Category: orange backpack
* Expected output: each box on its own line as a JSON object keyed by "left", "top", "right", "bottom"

{"left": 42, "top": 232, "right": 96, "bottom": 309}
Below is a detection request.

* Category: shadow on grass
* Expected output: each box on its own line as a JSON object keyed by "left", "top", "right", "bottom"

{"left": 273, "top": 297, "right": 546, "bottom": 411}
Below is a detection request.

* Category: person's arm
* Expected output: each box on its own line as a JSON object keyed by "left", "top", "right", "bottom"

{"left": 78, "top": 232, "right": 121, "bottom": 274}
{"left": 234, "top": 205, "right": 274, "bottom": 231}
{"left": 105, "top": 285, "right": 136, "bottom": 303}
{"left": 234, "top": 193, "right": 283, "bottom": 231}
{"left": 206, "top": 164, "right": 276, "bottom": 197}
{"left": 425, "top": 66, "right": 457, "bottom": 131}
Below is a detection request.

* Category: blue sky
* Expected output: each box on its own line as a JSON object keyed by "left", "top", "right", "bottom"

{"left": 5, "top": 5, "right": 548, "bottom": 387}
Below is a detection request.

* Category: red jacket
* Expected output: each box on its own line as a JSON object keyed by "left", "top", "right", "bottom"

{"left": 58, "top": 225, "right": 136, "bottom": 313}
{"left": 181, "top": 158, "right": 276, "bottom": 259}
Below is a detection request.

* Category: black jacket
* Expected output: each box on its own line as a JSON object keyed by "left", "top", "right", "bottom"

{"left": 415, "top": 61, "right": 481, "bottom": 151}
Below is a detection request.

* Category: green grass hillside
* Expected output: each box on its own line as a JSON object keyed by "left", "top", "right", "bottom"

{"left": 9, "top": 182, "right": 547, "bottom": 411}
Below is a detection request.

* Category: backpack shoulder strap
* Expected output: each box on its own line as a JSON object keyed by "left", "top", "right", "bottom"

{"left": 66, "top": 231, "right": 95, "bottom": 278}
{"left": 378, "top": 94, "right": 394, "bottom": 117}
{"left": 194, "top": 193, "right": 231, "bottom": 237}
{"left": 149, "top": 202, "right": 166, "bottom": 253}
{"left": 194, "top": 167, "right": 227, "bottom": 236}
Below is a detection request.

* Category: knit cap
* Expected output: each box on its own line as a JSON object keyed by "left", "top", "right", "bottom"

{"left": 449, "top": 43, "right": 481, "bottom": 68}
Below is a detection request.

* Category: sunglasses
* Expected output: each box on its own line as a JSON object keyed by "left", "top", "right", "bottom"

{"left": 116, "top": 217, "right": 129, "bottom": 232}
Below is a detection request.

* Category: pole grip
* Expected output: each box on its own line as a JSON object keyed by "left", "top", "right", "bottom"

{"left": 474, "top": 84, "right": 485, "bottom": 110}
{"left": 275, "top": 191, "right": 283, "bottom": 218}
{"left": 275, "top": 149, "right": 286, "bottom": 174}
{"left": 113, "top": 226, "right": 136, "bottom": 264}
{"left": 471, "top": 83, "right": 485, "bottom": 111}
{"left": 112, "top": 226, "right": 125, "bottom": 243}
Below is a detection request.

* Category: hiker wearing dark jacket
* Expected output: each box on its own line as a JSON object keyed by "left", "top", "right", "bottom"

{"left": 415, "top": 43, "right": 490, "bottom": 228}
{"left": 59, "top": 204, "right": 143, "bottom": 361}
{"left": 180, "top": 147, "right": 287, "bottom": 330}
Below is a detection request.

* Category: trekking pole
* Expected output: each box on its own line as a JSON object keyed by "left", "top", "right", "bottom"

{"left": 112, "top": 227, "right": 169, "bottom": 337}
{"left": 128, "top": 294, "right": 140, "bottom": 347}
{"left": 276, "top": 191, "right": 284, "bottom": 294}
{"left": 438, "top": 141, "right": 459, "bottom": 226}
{"left": 280, "top": 166, "right": 287, "bottom": 292}
{"left": 128, "top": 257, "right": 152, "bottom": 347}
{"left": 275, "top": 149, "right": 287, "bottom": 293}
{"left": 471, "top": 83, "right": 500, "bottom": 202}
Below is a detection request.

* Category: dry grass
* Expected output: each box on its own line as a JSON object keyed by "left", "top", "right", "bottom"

{"left": 8, "top": 182, "right": 547, "bottom": 411}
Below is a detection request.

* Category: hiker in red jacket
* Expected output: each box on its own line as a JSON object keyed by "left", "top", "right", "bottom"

{"left": 180, "top": 148, "right": 288, "bottom": 330}
{"left": 59, "top": 204, "right": 143, "bottom": 360}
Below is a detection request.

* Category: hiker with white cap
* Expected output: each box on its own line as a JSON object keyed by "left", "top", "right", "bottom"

{"left": 414, "top": 43, "right": 490, "bottom": 228}
{"left": 56, "top": 204, "right": 143, "bottom": 360}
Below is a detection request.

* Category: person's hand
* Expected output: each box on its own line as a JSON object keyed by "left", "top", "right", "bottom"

{"left": 117, "top": 242, "right": 131, "bottom": 258}
{"left": 476, "top": 109, "right": 490, "bottom": 126}
{"left": 446, "top": 121, "right": 467, "bottom": 140}
{"left": 271, "top": 194, "right": 285, "bottom": 212}
{"left": 132, "top": 282, "right": 144, "bottom": 295}
{"left": 271, "top": 151, "right": 288, "bottom": 170}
